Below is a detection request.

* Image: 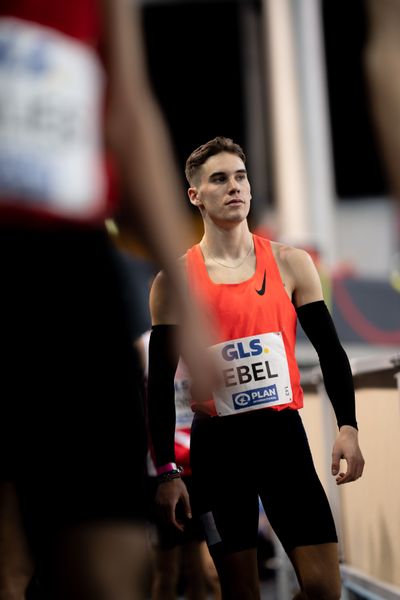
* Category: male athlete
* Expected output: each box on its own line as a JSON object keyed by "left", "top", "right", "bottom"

{"left": 147, "top": 137, "right": 365, "bottom": 600}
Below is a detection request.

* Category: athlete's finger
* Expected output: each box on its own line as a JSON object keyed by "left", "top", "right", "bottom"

{"left": 181, "top": 490, "right": 192, "bottom": 520}
{"left": 331, "top": 449, "right": 341, "bottom": 476}
{"left": 167, "top": 501, "right": 185, "bottom": 532}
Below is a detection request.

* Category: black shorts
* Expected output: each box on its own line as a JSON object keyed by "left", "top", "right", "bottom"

{"left": 149, "top": 476, "right": 204, "bottom": 550}
{"left": 190, "top": 408, "right": 337, "bottom": 557}
{"left": 0, "top": 227, "right": 149, "bottom": 554}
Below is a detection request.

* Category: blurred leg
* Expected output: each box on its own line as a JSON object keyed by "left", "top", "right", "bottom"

{"left": 47, "top": 522, "right": 151, "bottom": 600}
{"left": 0, "top": 483, "right": 34, "bottom": 600}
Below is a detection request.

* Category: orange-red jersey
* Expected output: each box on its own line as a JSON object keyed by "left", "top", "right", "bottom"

{"left": 186, "top": 234, "right": 303, "bottom": 417}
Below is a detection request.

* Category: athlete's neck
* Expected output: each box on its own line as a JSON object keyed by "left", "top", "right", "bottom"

{"left": 201, "top": 222, "right": 252, "bottom": 262}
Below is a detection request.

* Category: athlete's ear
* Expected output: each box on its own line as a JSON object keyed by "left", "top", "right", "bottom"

{"left": 188, "top": 187, "right": 201, "bottom": 207}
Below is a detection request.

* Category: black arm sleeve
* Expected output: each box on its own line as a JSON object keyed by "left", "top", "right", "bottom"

{"left": 296, "top": 300, "right": 358, "bottom": 429}
{"left": 147, "top": 324, "right": 180, "bottom": 466}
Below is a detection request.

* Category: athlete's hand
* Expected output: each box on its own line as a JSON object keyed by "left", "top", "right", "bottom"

{"left": 155, "top": 478, "right": 192, "bottom": 531}
{"left": 331, "top": 425, "right": 365, "bottom": 485}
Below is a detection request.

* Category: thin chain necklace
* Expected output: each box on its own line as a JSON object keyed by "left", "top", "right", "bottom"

{"left": 202, "top": 238, "right": 254, "bottom": 269}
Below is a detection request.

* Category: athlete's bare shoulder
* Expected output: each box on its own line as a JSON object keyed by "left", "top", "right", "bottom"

{"left": 270, "top": 241, "right": 305, "bottom": 284}
{"left": 149, "top": 255, "right": 188, "bottom": 325}
{"left": 269, "top": 241, "right": 322, "bottom": 306}
{"left": 270, "top": 240, "right": 309, "bottom": 267}
{"left": 270, "top": 240, "right": 316, "bottom": 277}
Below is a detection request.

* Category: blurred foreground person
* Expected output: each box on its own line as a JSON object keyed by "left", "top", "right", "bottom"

{"left": 0, "top": 1, "right": 212, "bottom": 599}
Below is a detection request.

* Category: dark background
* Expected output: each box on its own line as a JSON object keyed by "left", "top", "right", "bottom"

{"left": 142, "top": 1, "right": 245, "bottom": 186}
{"left": 141, "top": 0, "right": 389, "bottom": 203}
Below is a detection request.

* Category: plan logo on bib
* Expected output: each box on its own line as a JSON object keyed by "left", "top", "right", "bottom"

{"left": 232, "top": 384, "right": 278, "bottom": 410}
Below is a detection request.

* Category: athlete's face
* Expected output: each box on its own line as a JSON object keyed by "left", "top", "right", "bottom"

{"left": 188, "top": 152, "right": 251, "bottom": 226}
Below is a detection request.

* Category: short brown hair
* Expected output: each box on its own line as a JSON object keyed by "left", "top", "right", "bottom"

{"left": 185, "top": 136, "right": 246, "bottom": 185}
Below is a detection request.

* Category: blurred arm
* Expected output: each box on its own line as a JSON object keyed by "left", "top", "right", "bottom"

{"left": 101, "top": 0, "right": 192, "bottom": 289}
{"left": 365, "top": 0, "right": 400, "bottom": 202}
{"left": 102, "top": 0, "right": 218, "bottom": 395}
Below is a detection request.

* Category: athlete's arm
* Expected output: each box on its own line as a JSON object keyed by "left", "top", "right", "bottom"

{"left": 148, "top": 272, "right": 191, "bottom": 531}
{"left": 288, "top": 249, "right": 356, "bottom": 427}
{"left": 287, "top": 249, "right": 365, "bottom": 484}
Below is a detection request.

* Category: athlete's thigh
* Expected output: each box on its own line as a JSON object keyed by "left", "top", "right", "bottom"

{"left": 190, "top": 413, "right": 260, "bottom": 558}
{"left": 257, "top": 410, "right": 337, "bottom": 552}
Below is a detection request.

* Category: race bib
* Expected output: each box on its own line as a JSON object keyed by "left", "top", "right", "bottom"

{"left": 210, "top": 332, "right": 293, "bottom": 416}
{"left": 0, "top": 18, "right": 105, "bottom": 217}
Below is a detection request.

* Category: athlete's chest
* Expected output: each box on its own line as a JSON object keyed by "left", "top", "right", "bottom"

{"left": 205, "top": 267, "right": 294, "bottom": 340}
{"left": 204, "top": 255, "right": 256, "bottom": 284}
{"left": 205, "top": 256, "right": 292, "bottom": 300}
